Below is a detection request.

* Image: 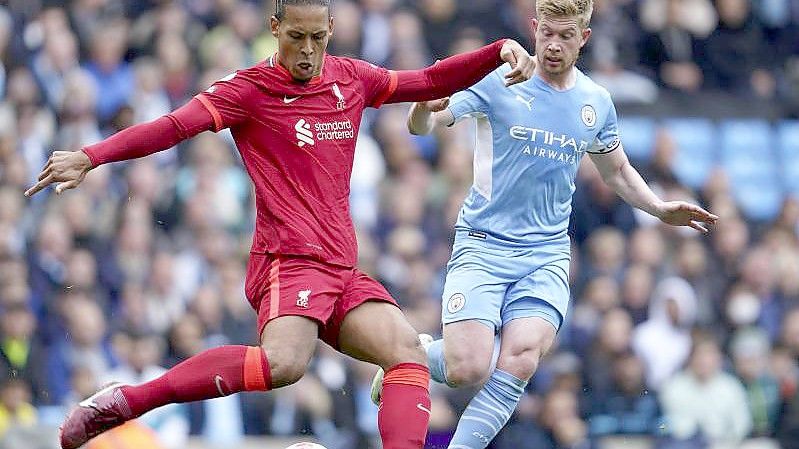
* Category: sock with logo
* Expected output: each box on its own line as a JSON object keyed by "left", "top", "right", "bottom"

{"left": 378, "top": 363, "right": 431, "bottom": 449}
{"left": 121, "top": 346, "right": 270, "bottom": 417}
{"left": 447, "top": 369, "right": 526, "bottom": 449}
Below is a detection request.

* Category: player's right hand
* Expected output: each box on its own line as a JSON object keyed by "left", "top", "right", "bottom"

{"left": 418, "top": 97, "right": 450, "bottom": 112}
{"left": 500, "top": 39, "right": 535, "bottom": 87}
{"left": 25, "top": 150, "right": 93, "bottom": 197}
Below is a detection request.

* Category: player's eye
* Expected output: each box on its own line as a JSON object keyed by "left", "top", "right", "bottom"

{"left": 313, "top": 33, "right": 325, "bottom": 40}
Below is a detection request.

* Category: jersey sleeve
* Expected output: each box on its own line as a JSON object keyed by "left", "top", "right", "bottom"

{"left": 447, "top": 66, "right": 502, "bottom": 123}
{"left": 350, "top": 59, "right": 397, "bottom": 109}
{"left": 587, "top": 99, "right": 622, "bottom": 154}
{"left": 194, "top": 71, "right": 257, "bottom": 131}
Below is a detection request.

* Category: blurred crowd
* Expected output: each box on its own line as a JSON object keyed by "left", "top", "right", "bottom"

{"left": 1, "top": 1, "right": 799, "bottom": 449}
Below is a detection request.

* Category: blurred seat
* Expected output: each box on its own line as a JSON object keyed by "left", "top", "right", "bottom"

{"left": 618, "top": 116, "right": 656, "bottom": 163}
{"left": 719, "top": 119, "right": 783, "bottom": 221}
{"left": 778, "top": 120, "right": 799, "bottom": 195}
{"left": 663, "top": 118, "right": 717, "bottom": 189}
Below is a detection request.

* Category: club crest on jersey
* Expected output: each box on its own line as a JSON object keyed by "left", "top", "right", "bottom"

{"left": 297, "top": 289, "right": 312, "bottom": 308}
{"left": 332, "top": 83, "right": 346, "bottom": 110}
{"left": 581, "top": 105, "right": 597, "bottom": 128}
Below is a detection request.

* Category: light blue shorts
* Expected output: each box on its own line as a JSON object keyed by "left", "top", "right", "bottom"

{"left": 441, "top": 235, "right": 570, "bottom": 333}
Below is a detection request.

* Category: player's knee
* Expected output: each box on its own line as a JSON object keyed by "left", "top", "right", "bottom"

{"left": 497, "top": 340, "right": 549, "bottom": 381}
{"left": 261, "top": 346, "right": 309, "bottom": 388}
{"left": 381, "top": 330, "right": 426, "bottom": 369}
{"left": 446, "top": 355, "right": 492, "bottom": 387}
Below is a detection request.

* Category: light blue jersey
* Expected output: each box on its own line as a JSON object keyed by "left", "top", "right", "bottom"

{"left": 441, "top": 64, "right": 620, "bottom": 329}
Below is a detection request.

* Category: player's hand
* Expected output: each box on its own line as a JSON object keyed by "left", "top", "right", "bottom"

{"left": 655, "top": 201, "right": 719, "bottom": 233}
{"left": 25, "top": 150, "right": 93, "bottom": 197}
{"left": 500, "top": 39, "right": 535, "bottom": 87}
{"left": 417, "top": 97, "right": 450, "bottom": 112}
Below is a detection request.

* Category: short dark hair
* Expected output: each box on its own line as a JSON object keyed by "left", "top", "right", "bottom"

{"left": 275, "top": 0, "right": 331, "bottom": 21}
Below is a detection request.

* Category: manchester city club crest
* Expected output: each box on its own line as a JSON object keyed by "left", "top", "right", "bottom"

{"left": 581, "top": 105, "right": 596, "bottom": 127}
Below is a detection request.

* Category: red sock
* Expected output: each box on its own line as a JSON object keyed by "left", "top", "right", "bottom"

{"left": 378, "top": 363, "right": 431, "bottom": 449}
{"left": 121, "top": 346, "right": 270, "bottom": 417}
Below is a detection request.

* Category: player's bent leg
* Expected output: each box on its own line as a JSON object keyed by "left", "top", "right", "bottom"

{"left": 495, "top": 316, "right": 556, "bottom": 380}
{"left": 441, "top": 319, "right": 496, "bottom": 387}
{"left": 338, "top": 301, "right": 429, "bottom": 449}
{"left": 259, "top": 315, "right": 319, "bottom": 388}
{"left": 448, "top": 317, "right": 556, "bottom": 449}
{"left": 59, "top": 316, "right": 317, "bottom": 449}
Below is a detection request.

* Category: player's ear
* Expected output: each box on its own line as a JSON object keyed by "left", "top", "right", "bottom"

{"left": 531, "top": 18, "right": 539, "bottom": 34}
{"left": 328, "top": 15, "right": 334, "bottom": 37}
{"left": 580, "top": 27, "right": 592, "bottom": 48}
{"left": 270, "top": 16, "right": 280, "bottom": 38}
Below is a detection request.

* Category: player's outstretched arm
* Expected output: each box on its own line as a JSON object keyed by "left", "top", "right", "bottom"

{"left": 590, "top": 146, "right": 719, "bottom": 233}
{"left": 25, "top": 99, "right": 214, "bottom": 197}
{"left": 407, "top": 98, "right": 454, "bottom": 135}
{"left": 386, "top": 39, "right": 534, "bottom": 105}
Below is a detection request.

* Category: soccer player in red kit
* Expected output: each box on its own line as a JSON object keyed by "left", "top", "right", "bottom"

{"left": 25, "top": 1, "right": 534, "bottom": 448}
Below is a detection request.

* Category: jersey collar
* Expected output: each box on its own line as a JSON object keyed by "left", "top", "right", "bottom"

{"left": 269, "top": 53, "right": 326, "bottom": 86}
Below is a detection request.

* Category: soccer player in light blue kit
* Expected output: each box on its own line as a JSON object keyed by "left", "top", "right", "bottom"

{"left": 372, "top": 0, "right": 718, "bottom": 447}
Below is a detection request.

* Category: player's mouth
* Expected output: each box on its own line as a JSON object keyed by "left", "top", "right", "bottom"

{"left": 297, "top": 62, "right": 313, "bottom": 73}
{"left": 544, "top": 55, "right": 562, "bottom": 68}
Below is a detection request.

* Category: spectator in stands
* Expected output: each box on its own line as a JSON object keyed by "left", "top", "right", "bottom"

{"left": 703, "top": 0, "right": 775, "bottom": 97}
{"left": 633, "top": 277, "right": 697, "bottom": 390}
{"left": 46, "top": 298, "right": 116, "bottom": 405}
{"left": 588, "top": 352, "right": 662, "bottom": 437}
{"left": 0, "top": 379, "right": 37, "bottom": 438}
{"left": 660, "top": 336, "right": 752, "bottom": 446}
{"left": 639, "top": 0, "right": 713, "bottom": 92}
{"left": 585, "top": 308, "right": 635, "bottom": 397}
{"left": 0, "top": 304, "right": 46, "bottom": 405}
{"left": 731, "top": 328, "right": 781, "bottom": 438}
{"left": 102, "top": 332, "right": 189, "bottom": 449}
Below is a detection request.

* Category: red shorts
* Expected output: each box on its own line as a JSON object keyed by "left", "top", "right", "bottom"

{"left": 244, "top": 253, "right": 399, "bottom": 347}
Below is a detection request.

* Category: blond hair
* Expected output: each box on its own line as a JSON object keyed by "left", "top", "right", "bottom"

{"left": 536, "top": 0, "right": 594, "bottom": 29}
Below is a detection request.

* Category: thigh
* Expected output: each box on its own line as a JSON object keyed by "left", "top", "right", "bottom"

{"left": 502, "top": 260, "right": 570, "bottom": 332}
{"left": 245, "top": 253, "right": 343, "bottom": 337}
{"left": 442, "top": 319, "right": 497, "bottom": 370}
{"left": 336, "top": 301, "right": 425, "bottom": 369}
{"left": 496, "top": 316, "right": 557, "bottom": 378}
{"left": 259, "top": 315, "right": 319, "bottom": 387}
{"left": 322, "top": 269, "right": 398, "bottom": 348}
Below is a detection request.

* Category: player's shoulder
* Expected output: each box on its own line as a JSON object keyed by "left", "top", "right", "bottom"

{"left": 575, "top": 69, "right": 613, "bottom": 104}
{"left": 324, "top": 54, "right": 381, "bottom": 77}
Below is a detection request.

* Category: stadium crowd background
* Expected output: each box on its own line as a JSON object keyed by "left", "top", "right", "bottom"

{"left": 1, "top": 0, "right": 799, "bottom": 448}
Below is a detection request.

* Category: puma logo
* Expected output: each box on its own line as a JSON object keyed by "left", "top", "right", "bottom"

{"left": 515, "top": 94, "right": 535, "bottom": 111}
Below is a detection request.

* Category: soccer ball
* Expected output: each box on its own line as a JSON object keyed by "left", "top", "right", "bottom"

{"left": 284, "top": 443, "right": 327, "bottom": 449}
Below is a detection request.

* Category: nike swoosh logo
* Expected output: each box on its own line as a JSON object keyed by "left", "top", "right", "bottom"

{"left": 79, "top": 383, "right": 120, "bottom": 408}
{"left": 417, "top": 403, "right": 432, "bottom": 415}
{"left": 214, "top": 375, "right": 227, "bottom": 396}
{"left": 284, "top": 96, "right": 301, "bottom": 104}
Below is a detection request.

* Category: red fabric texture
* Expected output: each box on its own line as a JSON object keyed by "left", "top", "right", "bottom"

{"left": 378, "top": 363, "right": 431, "bottom": 449}
{"left": 244, "top": 253, "right": 398, "bottom": 348}
{"left": 82, "top": 99, "right": 213, "bottom": 166}
{"left": 121, "top": 345, "right": 270, "bottom": 417}
{"left": 386, "top": 39, "right": 507, "bottom": 104}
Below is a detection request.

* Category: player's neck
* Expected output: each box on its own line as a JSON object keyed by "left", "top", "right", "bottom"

{"left": 535, "top": 66, "right": 577, "bottom": 91}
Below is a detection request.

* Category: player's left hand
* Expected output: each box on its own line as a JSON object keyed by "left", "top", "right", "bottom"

{"left": 500, "top": 39, "right": 535, "bottom": 87}
{"left": 655, "top": 201, "right": 719, "bottom": 233}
